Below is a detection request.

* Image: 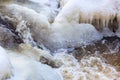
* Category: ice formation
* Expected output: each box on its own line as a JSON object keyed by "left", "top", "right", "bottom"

{"left": 7, "top": 50, "right": 62, "bottom": 80}
{"left": 0, "top": 0, "right": 119, "bottom": 51}
{"left": 0, "top": 4, "right": 51, "bottom": 47}
{"left": 54, "top": 0, "right": 120, "bottom": 36}
{"left": 0, "top": 0, "right": 120, "bottom": 80}
{"left": 0, "top": 3, "right": 102, "bottom": 51}
{"left": 14, "top": 0, "right": 59, "bottom": 22}
{"left": 0, "top": 46, "right": 12, "bottom": 80}
{"left": 50, "top": 23, "right": 102, "bottom": 50}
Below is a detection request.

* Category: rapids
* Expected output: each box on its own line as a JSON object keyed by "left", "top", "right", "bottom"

{"left": 0, "top": 0, "right": 120, "bottom": 80}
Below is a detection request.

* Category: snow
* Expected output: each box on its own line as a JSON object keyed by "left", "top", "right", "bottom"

{"left": 0, "top": 46, "right": 12, "bottom": 80}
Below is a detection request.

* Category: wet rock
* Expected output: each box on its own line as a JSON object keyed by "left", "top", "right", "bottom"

{"left": 74, "top": 36, "right": 120, "bottom": 54}
{"left": 0, "top": 25, "right": 23, "bottom": 49}
{"left": 0, "top": 15, "right": 23, "bottom": 49}
{"left": 0, "top": 26, "right": 17, "bottom": 48}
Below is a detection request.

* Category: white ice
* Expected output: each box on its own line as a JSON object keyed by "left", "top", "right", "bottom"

{"left": 54, "top": 0, "right": 118, "bottom": 35}
{"left": 0, "top": 46, "right": 12, "bottom": 80}
{"left": 7, "top": 51, "right": 62, "bottom": 80}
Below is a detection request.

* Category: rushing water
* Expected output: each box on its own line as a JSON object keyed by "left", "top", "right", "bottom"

{"left": 0, "top": 0, "right": 120, "bottom": 80}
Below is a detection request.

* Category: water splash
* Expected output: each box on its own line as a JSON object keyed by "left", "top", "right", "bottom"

{"left": 54, "top": 53, "right": 120, "bottom": 80}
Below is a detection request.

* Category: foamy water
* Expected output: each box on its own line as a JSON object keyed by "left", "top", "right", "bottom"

{"left": 54, "top": 53, "right": 120, "bottom": 80}
{"left": 0, "top": 0, "right": 120, "bottom": 80}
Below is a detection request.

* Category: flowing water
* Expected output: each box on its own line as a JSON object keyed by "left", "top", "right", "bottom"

{"left": 0, "top": 0, "right": 120, "bottom": 80}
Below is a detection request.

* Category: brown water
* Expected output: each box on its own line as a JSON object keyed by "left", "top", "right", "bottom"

{"left": 73, "top": 36, "right": 120, "bottom": 71}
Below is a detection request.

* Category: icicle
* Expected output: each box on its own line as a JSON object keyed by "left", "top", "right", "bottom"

{"left": 55, "top": 0, "right": 117, "bottom": 32}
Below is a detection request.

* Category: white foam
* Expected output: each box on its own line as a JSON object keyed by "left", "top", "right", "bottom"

{"left": 54, "top": 53, "right": 120, "bottom": 80}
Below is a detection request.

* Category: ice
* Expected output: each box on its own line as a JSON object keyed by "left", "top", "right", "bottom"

{"left": 0, "top": 4, "right": 51, "bottom": 48}
{"left": 49, "top": 23, "right": 102, "bottom": 50}
{"left": 49, "top": 0, "right": 60, "bottom": 22}
{"left": 16, "top": 20, "right": 36, "bottom": 46}
{"left": 7, "top": 50, "right": 62, "bottom": 80}
{"left": 14, "top": 0, "right": 59, "bottom": 23}
{"left": 0, "top": 0, "right": 120, "bottom": 80}
{"left": 28, "top": 0, "right": 59, "bottom": 22}
{"left": 0, "top": 46, "right": 12, "bottom": 80}
{"left": 1, "top": 0, "right": 119, "bottom": 51}
{"left": 0, "top": 4, "right": 102, "bottom": 51}
{"left": 54, "top": 0, "right": 117, "bottom": 32}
